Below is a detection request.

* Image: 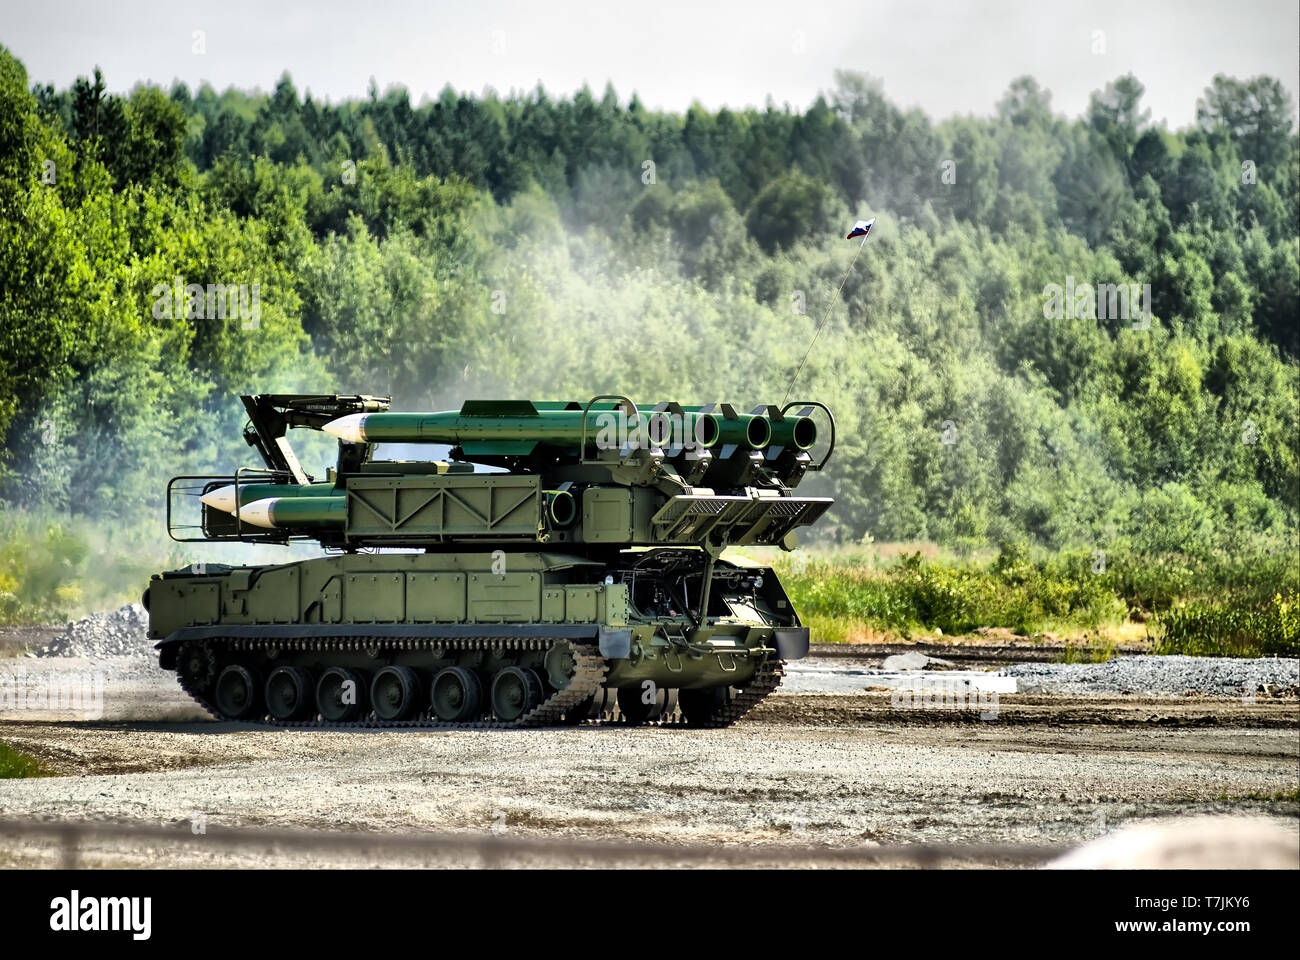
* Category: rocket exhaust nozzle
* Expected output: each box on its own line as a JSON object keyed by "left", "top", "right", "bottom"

{"left": 700, "top": 414, "right": 770, "bottom": 450}
{"left": 545, "top": 489, "right": 578, "bottom": 527}
{"left": 769, "top": 415, "right": 817, "bottom": 451}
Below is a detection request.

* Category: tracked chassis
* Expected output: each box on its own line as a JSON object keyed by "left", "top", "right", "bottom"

{"left": 169, "top": 633, "right": 788, "bottom": 729}
{"left": 148, "top": 394, "right": 832, "bottom": 730}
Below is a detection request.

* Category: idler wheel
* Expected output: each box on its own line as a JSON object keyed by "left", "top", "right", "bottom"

{"left": 489, "top": 666, "right": 544, "bottom": 722}
{"left": 214, "top": 663, "right": 262, "bottom": 720}
{"left": 544, "top": 640, "right": 578, "bottom": 689}
{"left": 431, "top": 666, "right": 483, "bottom": 723}
{"left": 316, "top": 666, "right": 368, "bottom": 723}
{"left": 371, "top": 665, "right": 421, "bottom": 721}
{"left": 265, "top": 666, "right": 314, "bottom": 721}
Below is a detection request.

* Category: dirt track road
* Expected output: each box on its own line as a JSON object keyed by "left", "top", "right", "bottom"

{"left": 1, "top": 658, "right": 1296, "bottom": 868}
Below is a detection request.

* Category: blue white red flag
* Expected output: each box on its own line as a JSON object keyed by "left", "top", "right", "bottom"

{"left": 846, "top": 218, "right": 875, "bottom": 240}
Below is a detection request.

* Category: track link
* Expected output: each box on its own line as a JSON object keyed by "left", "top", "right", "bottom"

{"left": 691, "top": 657, "right": 786, "bottom": 728}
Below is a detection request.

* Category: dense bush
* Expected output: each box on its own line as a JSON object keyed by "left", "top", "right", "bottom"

{"left": 0, "top": 512, "right": 166, "bottom": 624}
{"left": 1, "top": 48, "right": 1296, "bottom": 632}
{"left": 777, "top": 546, "right": 1126, "bottom": 640}
{"left": 1154, "top": 591, "right": 1299, "bottom": 656}
{"left": 774, "top": 542, "right": 1297, "bottom": 656}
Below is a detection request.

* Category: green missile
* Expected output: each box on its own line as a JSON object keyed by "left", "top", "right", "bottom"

{"left": 238, "top": 496, "right": 347, "bottom": 529}
{"left": 201, "top": 482, "right": 337, "bottom": 514}
{"left": 322, "top": 400, "right": 697, "bottom": 454}
{"left": 324, "top": 409, "right": 604, "bottom": 445}
{"left": 238, "top": 491, "right": 572, "bottom": 531}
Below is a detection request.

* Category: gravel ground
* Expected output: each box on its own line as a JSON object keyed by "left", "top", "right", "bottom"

{"left": 0, "top": 656, "right": 205, "bottom": 722}
{"left": 784, "top": 658, "right": 1014, "bottom": 693}
{"left": 1, "top": 609, "right": 1296, "bottom": 868}
{"left": 0, "top": 716, "right": 1294, "bottom": 868}
{"left": 1005, "top": 655, "right": 1300, "bottom": 697}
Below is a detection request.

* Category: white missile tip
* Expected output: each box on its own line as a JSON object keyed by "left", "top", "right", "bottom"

{"left": 238, "top": 498, "right": 278, "bottom": 529}
{"left": 322, "top": 414, "right": 368, "bottom": 443}
{"left": 200, "top": 484, "right": 238, "bottom": 514}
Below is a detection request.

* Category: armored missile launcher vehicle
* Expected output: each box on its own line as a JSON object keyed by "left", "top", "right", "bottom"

{"left": 146, "top": 393, "right": 834, "bottom": 727}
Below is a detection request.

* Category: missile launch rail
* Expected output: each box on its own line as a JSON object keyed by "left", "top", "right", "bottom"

{"left": 146, "top": 393, "right": 835, "bottom": 728}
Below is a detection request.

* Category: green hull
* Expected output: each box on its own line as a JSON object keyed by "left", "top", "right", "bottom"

{"left": 147, "top": 549, "right": 808, "bottom": 726}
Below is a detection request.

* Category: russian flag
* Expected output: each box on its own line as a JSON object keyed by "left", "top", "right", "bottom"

{"left": 846, "top": 217, "right": 875, "bottom": 240}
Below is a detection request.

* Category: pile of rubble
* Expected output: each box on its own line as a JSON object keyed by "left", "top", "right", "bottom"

{"left": 33, "top": 604, "right": 153, "bottom": 660}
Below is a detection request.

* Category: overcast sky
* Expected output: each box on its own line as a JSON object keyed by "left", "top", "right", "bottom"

{"left": 3, "top": 0, "right": 1297, "bottom": 128}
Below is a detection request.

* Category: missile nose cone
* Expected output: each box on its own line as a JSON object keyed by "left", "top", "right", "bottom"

{"left": 238, "top": 498, "right": 278, "bottom": 528}
{"left": 200, "top": 484, "right": 238, "bottom": 513}
{"left": 322, "top": 414, "right": 368, "bottom": 443}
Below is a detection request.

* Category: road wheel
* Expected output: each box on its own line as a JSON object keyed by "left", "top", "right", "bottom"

{"left": 431, "top": 666, "right": 483, "bottom": 723}
{"left": 371, "top": 665, "right": 421, "bottom": 721}
{"left": 214, "top": 664, "right": 262, "bottom": 720}
{"left": 265, "top": 666, "right": 313, "bottom": 721}
{"left": 617, "top": 683, "right": 676, "bottom": 724}
{"left": 490, "top": 666, "right": 543, "bottom": 722}
{"left": 316, "top": 666, "right": 368, "bottom": 723}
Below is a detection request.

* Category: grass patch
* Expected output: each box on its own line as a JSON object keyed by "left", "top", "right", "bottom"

{"left": 1061, "top": 636, "right": 1119, "bottom": 663}
{"left": 1153, "top": 591, "right": 1299, "bottom": 657}
{"left": 774, "top": 543, "right": 1127, "bottom": 641}
{"left": 762, "top": 541, "right": 1297, "bottom": 657}
{"left": 0, "top": 741, "right": 50, "bottom": 779}
{"left": 0, "top": 511, "right": 169, "bottom": 625}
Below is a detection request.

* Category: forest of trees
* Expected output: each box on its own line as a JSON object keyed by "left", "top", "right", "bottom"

{"left": 1, "top": 45, "right": 1297, "bottom": 562}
